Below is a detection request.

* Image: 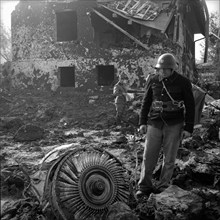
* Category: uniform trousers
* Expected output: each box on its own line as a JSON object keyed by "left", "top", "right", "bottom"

{"left": 138, "top": 122, "right": 183, "bottom": 192}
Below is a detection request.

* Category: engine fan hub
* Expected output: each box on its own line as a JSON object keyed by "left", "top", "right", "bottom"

{"left": 79, "top": 165, "right": 116, "bottom": 208}
{"left": 88, "top": 176, "right": 105, "bottom": 196}
{"left": 45, "top": 147, "right": 130, "bottom": 220}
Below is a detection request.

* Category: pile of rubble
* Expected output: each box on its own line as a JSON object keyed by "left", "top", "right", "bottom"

{"left": 0, "top": 92, "right": 220, "bottom": 220}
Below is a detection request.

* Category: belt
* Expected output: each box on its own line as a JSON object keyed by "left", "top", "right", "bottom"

{"left": 152, "top": 101, "right": 184, "bottom": 112}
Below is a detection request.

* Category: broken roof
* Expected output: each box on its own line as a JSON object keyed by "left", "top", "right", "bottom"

{"left": 109, "top": 0, "right": 162, "bottom": 21}
{"left": 98, "top": 0, "right": 208, "bottom": 35}
{"left": 98, "top": 1, "right": 173, "bottom": 31}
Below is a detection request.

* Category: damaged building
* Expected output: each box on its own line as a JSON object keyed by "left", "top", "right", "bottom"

{"left": 4, "top": 0, "right": 209, "bottom": 92}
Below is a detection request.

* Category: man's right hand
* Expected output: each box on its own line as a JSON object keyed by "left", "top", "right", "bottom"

{"left": 139, "top": 125, "right": 147, "bottom": 134}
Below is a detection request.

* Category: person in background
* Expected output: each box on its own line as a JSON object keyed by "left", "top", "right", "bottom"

{"left": 113, "top": 77, "right": 128, "bottom": 123}
{"left": 136, "top": 53, "right": 195, "bottom": 198}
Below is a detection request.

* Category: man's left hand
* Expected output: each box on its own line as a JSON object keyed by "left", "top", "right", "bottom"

{"left": 181, "top": 130, "right": 191, "bottom": 139}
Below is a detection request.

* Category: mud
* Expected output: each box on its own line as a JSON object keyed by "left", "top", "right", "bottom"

{"left": 0, "top": 91, "right": 220, "bottom": 220}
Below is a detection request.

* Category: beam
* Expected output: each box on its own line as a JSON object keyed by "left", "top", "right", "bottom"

{"left": 210, "top": 32, "right": 220, "bottom": 41}
{"left": 93, "top": 9, "right": 149, "bottom": 50}
{"left": 201, "top": 0, "right": 209, "bottom": 63}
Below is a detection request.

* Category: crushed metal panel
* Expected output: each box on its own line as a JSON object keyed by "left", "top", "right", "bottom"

{"left": 114, "top": 0, "right": 161, "bottom": 20}
{"left": 99, "top": 4, "right": 172, "bottom": 31}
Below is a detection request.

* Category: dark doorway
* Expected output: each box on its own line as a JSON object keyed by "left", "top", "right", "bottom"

{"left": 56, "top": 10, "right": 77, "bottom": 42}
{"left": 97, "top": 65, "right": 115, "bottom": 86}
{"left": 59, "top": 67, "right": 75, "bottom": 87}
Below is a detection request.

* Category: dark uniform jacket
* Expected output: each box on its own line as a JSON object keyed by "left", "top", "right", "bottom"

{"left": 139, "top": 71, "right": 195, "bottom": 133}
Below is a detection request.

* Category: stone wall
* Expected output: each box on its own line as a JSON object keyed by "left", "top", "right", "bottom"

{"left": 2, "top": 1, "right": 179, "bottom": 93}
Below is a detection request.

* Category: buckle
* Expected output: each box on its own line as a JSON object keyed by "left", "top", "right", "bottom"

{"left": 172, "top": 101, "right": 184, "bottom": 108}
{"left": 177, "top": 101, "right": 184, "bottom": 108}
{"left": 152, "top": 101, "right": 163, "bottom": 111}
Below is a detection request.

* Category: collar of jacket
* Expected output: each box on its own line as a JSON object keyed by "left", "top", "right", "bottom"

{"left": 159, "top": 71, "right": 178, "bottom": 83}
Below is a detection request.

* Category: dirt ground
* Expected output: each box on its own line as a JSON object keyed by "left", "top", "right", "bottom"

{"left": 0, "top": 90, "right": 220, "bottom": 220}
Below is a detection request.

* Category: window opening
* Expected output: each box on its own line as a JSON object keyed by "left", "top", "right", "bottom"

{"left": 165, "top": 16, "right": 175, "bottom": 40}
{"left": 59, "top": 67, "right": 75, "bottom": 87}
{"left": 97, "top": 65, "right": 115, "bottom": 86}
{"left": 56, "top": 10, "right": 77, "bottom": 42}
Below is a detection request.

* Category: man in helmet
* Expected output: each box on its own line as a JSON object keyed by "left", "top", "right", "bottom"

{"left": 136, "top": 53, "right": 195, "bottom": 198}
{"left": 113, "top": 76, "right": 128, "bottom": 123}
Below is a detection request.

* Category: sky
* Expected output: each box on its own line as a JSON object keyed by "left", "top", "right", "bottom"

{"left": 0, "top": 0, "right": 219, "bottom": 61}
{"left": 0, "top": 0, "right": 19, "bottom": 30}
{"left": 205, "top": 0, "right": 220, "bottom": 14}
{"left": 194, "top": 0, "right": 220, "bottom": 61}
{"left": 0, "top": 0, "right": 219, "bottom": 29}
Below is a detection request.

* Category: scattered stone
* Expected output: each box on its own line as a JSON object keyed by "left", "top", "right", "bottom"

{"left": 77, "top": 131, "right": 84, "bottom": 137}
{"left": 36, "top": 106, "right": 57, "bottom": 121}
{"left": 95, "top": 122, "right": 105, "bottom": 130}
{"left": 0, "top": 152, "right": 8, "bottom": 163}
{"left": 127, "top": 113, "right": 139, "bottom": 127}
{"left": 80, "top": 139, "right": 89, "bottom": 144}
{"left": 89, "top": 96, "right": 99, "bottom": 104}
{"left": 1, "top": 200, "right": 45, "bottom": 220}
{"left": 107, "top": 116, "right": 117, "bottom": 127}
{"left": 89, "top": 95, "right": 99, "bottom": 100}
{"left": 177, "top": 147, "right": 191, "bottom": 160}
{"left": 102, "top": 129, "right": 110, "bottom": 136}
{"left": 14, "top": 124, "right": 44, "bottom": 142}
{"left": 148, "top": 185, "right": 203, "bottom": 220}
{"left": 206, "top": 119, "right": 220, "bottom": 141}
{"left": 210, "top": 99, "right": 220, "bottom": 109}
{"left": 106, "top": 201, "right": 138, "bottom": 220}
{"left": 1, "top": 174, "right": 25, "bottom": 198}
{"left": 172, "top": 172, "right": 193, "bottom": 189}
{"left": 120, "top": 126, "right": 135, "bottom": 134}
{"left": 113, "top": 135, "right": 128, "bottom": 144}
{"left": 31, "top": 145, "right": 42, "bottom": 152}
{"left": 64, "top": 132, "right": 77, "bottom": 139}
{"left": 0, "top": 91, "right": 220, "bottom": 220}
{"left": 182, "top": 137, "right": 201, "bottom": 150}
{"left": 89, "top": 99, "right": 95, "bottom": 104}
{"left": 59, "top": 116, "right": 74, "bottom": 127}
{"left": 191, "top": 188, "right": 220, "bottom": 220}
{"left": 0, "top": 117, "right": 24, "bottom": 132}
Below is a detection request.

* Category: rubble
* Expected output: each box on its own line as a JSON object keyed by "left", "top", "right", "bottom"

{"left": 150, "top": 185, "right": 203, "bottom": 220}
{"left": 0, "top": 117, "right": 24, "bottom": 133}
{"left": 106, "top": 202, "right": 138, "bottom": 220}
{"left": 0, "top": 0, "right": 219, "bottom": 218}
{"left": 14, "top": 124, "right": 45, "bottom": 142}
{"left": 0, "top": 92, "right": 220, "bottom": 220}
{"left": 1, "top": 199, "right": 45, "bottom": 220}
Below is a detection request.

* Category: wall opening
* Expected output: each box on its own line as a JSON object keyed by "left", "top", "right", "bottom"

{"left": 56, "top": 10, "right": 77, "bottom": 42}
{"left": 96, "top": 65, "right": 115, "bottom": 86}
{"left": 90, "top": 12, "right": 137, "bottom": 48}
{"left": 165, "top": 16, "right": 175, "bottom": 40}
{"left": 59, "top": 67, "right": 75, "bottom": 87}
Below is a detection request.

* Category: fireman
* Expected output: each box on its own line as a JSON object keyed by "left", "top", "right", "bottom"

{"left": 136, "top": 53, "right": 195, "bottom": 198}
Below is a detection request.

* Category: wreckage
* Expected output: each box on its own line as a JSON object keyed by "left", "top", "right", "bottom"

{"left": 1, "top": 0, "right": 219, "bottom": 219}
{"left": 1, "top": 0, "right": 209, "bottom": 92}
{"left": 28, "top": 145, "right": 130, "bottom": 219}
{"left": 2, "top": 0, "right": 211, "bottom": 124}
